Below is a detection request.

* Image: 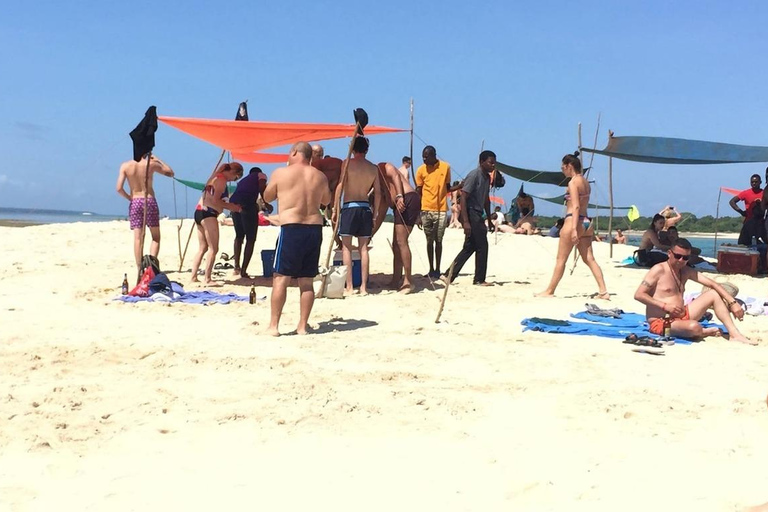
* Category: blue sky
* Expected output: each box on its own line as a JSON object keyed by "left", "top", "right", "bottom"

{"left": 2, "top": 0, "right": 767, "bottom": 219}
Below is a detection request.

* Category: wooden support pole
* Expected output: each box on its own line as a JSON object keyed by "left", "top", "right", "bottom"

{"left": 409, "top": 99, "right": 416, "bottom": 186}
{"left": 317, "top": 123, "right": 361, "bottom": 299}
{"left": 571, "top": 123, "right": 583, "bottom": 271}
{"left": 176, "top": 221, "right": 183, "bottom": 266}
{"left": 137, "top": 151, "right": 153, "bottom": 281}
{"left": 714, "top": 187, "right": 722, "bottom": 256}
{"left": 608, "top": 156, "right": 614, "bottom": 258}
{"left": 435, "top": 260, "right": 456, "bottom": 323}
{"left": 178, "top": 149, "right": 227, "bottom": 272}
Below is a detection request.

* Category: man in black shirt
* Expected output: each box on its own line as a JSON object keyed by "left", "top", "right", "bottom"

{"left": 442, "top": 150, "right": 496, "bottom": 286}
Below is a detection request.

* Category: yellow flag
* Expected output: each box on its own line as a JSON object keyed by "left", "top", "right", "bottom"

{"left": 627, "top": 205, "right": 640, "bottom": 223}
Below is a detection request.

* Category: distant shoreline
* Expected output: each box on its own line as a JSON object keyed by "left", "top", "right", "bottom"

{"left": 621, "top": 230, "right": 740, "bottom": 238}
{"left": 0, "top": 220, "right": 44, "bottom": 228}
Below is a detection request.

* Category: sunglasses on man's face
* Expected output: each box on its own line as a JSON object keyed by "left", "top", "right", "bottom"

{"left": 671, "top": 252, "right": 690, "bottom": 261}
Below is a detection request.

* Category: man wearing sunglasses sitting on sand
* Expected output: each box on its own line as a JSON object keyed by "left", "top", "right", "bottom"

{"left": 634, "top": 238, "right": 755, "bottom": 344}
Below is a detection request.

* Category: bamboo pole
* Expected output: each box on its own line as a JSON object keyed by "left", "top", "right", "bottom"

{"left": 137, "top": 151, "right": 153, "bottom": 281}
{"left": 570, "top": 123, "right": 583, "bottom": 272}
{"left": 176, "top": 222, "right": 183, "bottom": 265}
{"left": 317, "top": 123, "right": 362, "bottom": 299}
{"left": 608, "top": 156, "right": 614, "bottom": 258}
{"left": 714, "top": 187, "right": 722, "bottom": 256}
{"left": 587, "top": 113, "right": 601, "bottom": 179}
{"left": 435, "top": 260, "right": 456, "bottom": 323}
{"left": 409, "top": 99, "right": 416, "bottom": 186}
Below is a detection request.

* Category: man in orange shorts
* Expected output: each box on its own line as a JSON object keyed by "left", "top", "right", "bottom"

{"left": 634, "top": 238, "right": 754, "bottom": 344}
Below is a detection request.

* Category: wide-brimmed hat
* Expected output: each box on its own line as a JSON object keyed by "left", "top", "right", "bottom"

{"left": 701, "top": 280, "right": 739, "bottom": 300}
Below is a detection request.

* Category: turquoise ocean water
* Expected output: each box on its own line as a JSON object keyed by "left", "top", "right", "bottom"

{"left": 625, "top": 234, "right": 737, "bottom": 260}
{"left": 1, "top": 207, "right": 739, "bottom": 259}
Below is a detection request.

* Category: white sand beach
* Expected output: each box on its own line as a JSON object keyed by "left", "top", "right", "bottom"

{"left": 1, "top": 220, "right": 768, "bottom": 511}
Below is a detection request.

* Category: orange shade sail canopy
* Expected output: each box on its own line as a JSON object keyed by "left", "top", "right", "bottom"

{"left": 159, "top": 116, "right": 406, "bottom": 153}
{"left": 230, "top": 151, "right": 289, "bottom": 164}
{"left": 720, "top": 186, "right": 741, "bottom": 196}
{"left": 489, "top": 195, "right": 505, "bottom": 205}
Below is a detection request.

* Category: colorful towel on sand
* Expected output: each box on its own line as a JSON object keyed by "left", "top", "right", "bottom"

{"left": 115, "top": 290, "right": 262, "bottom": 305}
{"left": 521, "top": 311, "right": 728, "bottom": 345}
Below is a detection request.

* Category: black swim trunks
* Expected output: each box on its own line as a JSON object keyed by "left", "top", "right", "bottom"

{"left": 194, "top": 208, "right": 218, "bottom": 226}
{"left": 338, "top": 201, "right": 373, "bottom": 237}
{"left": 394, "top": 191, "right": 420, "bottom": 227}
{"left": 273, "top": 223, "right": 323, "bottom": 278}
{"left": 232, "top": 206, "right": 258, "bottom": 241}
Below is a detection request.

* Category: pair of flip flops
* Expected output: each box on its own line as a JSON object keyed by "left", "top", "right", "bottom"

{"left": 623, "top": 334, "right": 663, "bottom": 347}
{"left": 623, "top": 334, "right": 669, "bottom": 356}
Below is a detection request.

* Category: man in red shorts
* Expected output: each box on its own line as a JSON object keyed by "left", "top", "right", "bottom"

{"left": 633, "top": 238, "right": 754, "bottom": 344}
{"left": 379, "top": 162, "right": 419, "bottom": 293}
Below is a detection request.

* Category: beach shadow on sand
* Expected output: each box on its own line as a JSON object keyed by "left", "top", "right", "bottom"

{"left": 352, "top": 273, "right": 434, "bottom": 295}
{"left": 223, "top": 275, "right": 274, "bottom": 287}
{"left": 431, "top": 274, "right": 514, "bottom": 288}
{"left": 312, "top": 318, "right": 378, "bottom": 334}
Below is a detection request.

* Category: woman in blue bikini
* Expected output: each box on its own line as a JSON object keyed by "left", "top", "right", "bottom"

{"left": 537, "top": 152, "right": 609, "bottom": 299}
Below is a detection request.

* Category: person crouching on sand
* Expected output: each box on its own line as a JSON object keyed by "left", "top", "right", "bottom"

{"left": 190, "top": 162, "right": 243, "bottom": 285}
{"left": 537, "top": 152, "right": 609, "bottom": 299}
{"left": 263, "top": 142, "right": 330, "bottom": 336}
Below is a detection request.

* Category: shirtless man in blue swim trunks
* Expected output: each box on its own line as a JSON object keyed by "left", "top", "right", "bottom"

{"left": 263, "top": 142, "right": 331, "bottom": 336}
{"left": 116, "top": 154, "right": 174, "bottom": 273}
{"left": 332, "top": 136, "right": 382, "bottom": 296}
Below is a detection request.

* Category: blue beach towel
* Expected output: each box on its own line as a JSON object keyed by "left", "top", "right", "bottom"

{"left": 571, "top": 311, "right": 648, "bottom": 328}
{"left": 522, "top": 311, "right": 728, "bottom": 345}
{"left": 115, "top": 290, "right": 261, "bottom": 305}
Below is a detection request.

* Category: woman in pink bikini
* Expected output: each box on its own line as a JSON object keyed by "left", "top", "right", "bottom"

{"left": 537, "top": 152, "right": 609, "bottom": 299}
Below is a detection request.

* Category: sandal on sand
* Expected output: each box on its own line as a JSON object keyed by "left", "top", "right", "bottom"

{"left": 635, "top": 336, "right": 663, "bottom": 348}
{"left": 623, "top": 334, "right": 639, "bottom": 344}
{"left": 590, "top": 291, "right": 611, "bottom": 300}
{"left": 623, "top": 335, "right": 663, "bottom": 348}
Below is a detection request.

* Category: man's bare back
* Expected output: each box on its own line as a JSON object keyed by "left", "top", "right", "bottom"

{"left": 343, "top": 155, "right": 379, "bottom": 202}
{"left": 396, "top": 165, "right": 413, "bottom": 190}
{"left": 386, "top": 162, "right": 415, "bottom": 196}
{"left": 314, "top": 157, "right": 342, "bottom": 196}
{"left": 310, "top": 145, "right": 342, "bottom": 197}
{"left": 116, "top": 156, "right": 172, "bottom": 199}
{"left": 264, "top": 162, "right": 330, "bottom": 225}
